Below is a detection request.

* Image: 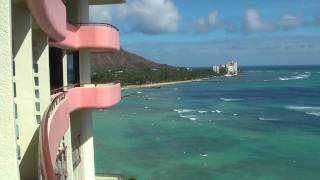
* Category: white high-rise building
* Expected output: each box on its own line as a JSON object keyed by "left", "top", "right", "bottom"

{"left": 226, "top": 61, "right": 238, "bottom": 75}
{"left": 213, "top": 61, "right": 238, "bottom": 75}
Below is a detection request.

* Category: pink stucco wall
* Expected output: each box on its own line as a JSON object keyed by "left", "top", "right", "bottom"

{"left": 25, "top": 0, "right": 66, "bottom": 41}
{"left": 49, "top": 23, "right": 120, "bottom": 52}
{"left": 40, "top": 84, "right": 121, "bottom": 179}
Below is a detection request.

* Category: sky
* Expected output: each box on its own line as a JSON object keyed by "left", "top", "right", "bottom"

{"left": 90, "top": 0, "right": 320, "bottom": 67}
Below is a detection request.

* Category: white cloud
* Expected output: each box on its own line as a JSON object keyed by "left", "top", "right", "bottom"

{"left": 244, "top": 9, "right": 274, "bottom": 32}
{"left": 244, "top": 9, "right": 305, "bottom": 33}
{"left": 193, "top": 10, "right": 221, "bottom": 32}
{"left": 90, "top": 0, "right": 180, "bottom": 34}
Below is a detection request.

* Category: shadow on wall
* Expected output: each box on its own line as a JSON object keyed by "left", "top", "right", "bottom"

{"left": 12, "top": 3, "right": 31, "bottom": 60}
{"left": 19, "top": 128, "right": 39, "bottom": 179}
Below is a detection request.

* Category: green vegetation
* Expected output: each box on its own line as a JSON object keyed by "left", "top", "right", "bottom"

{"left": 91, "top": 67, "right": 218, "bottom": 86}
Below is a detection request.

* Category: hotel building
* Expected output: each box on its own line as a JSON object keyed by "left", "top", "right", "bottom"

{"left": 0, "top": 0, "right": 125, "bottom": 179}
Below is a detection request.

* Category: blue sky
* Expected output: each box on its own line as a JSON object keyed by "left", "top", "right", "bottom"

{"left": 90, "top": 0, "right": 320, "bottom": 67}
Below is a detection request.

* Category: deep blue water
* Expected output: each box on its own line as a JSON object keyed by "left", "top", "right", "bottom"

{"left": 93, "top": 66, "right": 320, "bottom": 180}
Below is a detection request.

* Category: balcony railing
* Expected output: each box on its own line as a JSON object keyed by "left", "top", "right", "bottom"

{"left": 49, "top": 22, "right": 120, "bottom": 52}
{"left": 39, "top": 82, "right": 121, "bottom": 180}
{"left": 51, "top": 81, "right": 120, "bottom": 95}
{"left": 69, "top": 21, "right": 119, "bottom": 32}
{"left": 39, "top": 91, "right": 67, "bottom": 180}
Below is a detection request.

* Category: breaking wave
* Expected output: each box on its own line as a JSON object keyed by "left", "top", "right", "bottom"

{"left": 286, "top": 106, "right": 320, "bottom": 117}
{"left": 173, "top": 109, "right": 194, "bottom": 114}
{"left": 287, "top": 106, "right": 320, "bottom": 111}
{"left": 258, "top": 117, "right": 280, "bottom": 121}
{"left": 220, "top": 98, "right": 243, "bottom": 102}
{"left": 211, "top": 110, "right": 222, "bottom": 113}
{"left": 305, "top": 112, "right": 320, "bottom": 117}
{"left": 180, "top": 115, "right": 197, "bottom": 121}
{"left": 278, "top": 74, "right": 310, "bottom": 81}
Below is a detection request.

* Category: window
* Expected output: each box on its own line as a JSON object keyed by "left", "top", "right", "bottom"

{"left": 67, "top": 51, "right": 80, "bottom": 85}
{"left": 33, "top": 63, "right": 38, "bottom": 73}
{"left": 35, "top": 102, "right": 40, "bottom": 111}
{"left": 35, "top": 89, "right": 40, "bottom": 99}
{"left": 36, "top": 115, "right": 41, "bottom": 124}
{"left": 49, "top": 47, "right": 64, "bottom": 91}
{"left": 13, "top": 83, "right": 17, "bottom": 98}
{"left": 14, "top": 103, "right": 18, "bottom": 119}
{"left": 13, "top": 61, "right": 15, "bottom": 76}
{"left": 34, "top": 77, "right": 39, "bottom": 86}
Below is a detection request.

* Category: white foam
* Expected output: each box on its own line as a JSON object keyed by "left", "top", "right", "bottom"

{"left": 216, "top": 110, "right": 222, "bottom": 113}
{"left": 198, "top": 111, "right": 207, "bottom": 114}
{"left": 287, "top": 106, "right": 320, "bottom": 111}
{"left": 137, "top": 91, "right": 143, "bottom": 94}
{"left": 180, "top": 114, "right": 197, "bottom": 121}
{"left": 305, "top": 112, "right": 320, "bottom": 117}
{"left": 200, "top": 154, "right": 208, "bottom": 157}
{"left": 173, "top": 109, "right": 194, "bottom": 113}
{"left": 220, "top": 98, "right": 242, "bottom": 102}
{"left": 211, "top": 110, "right": 216, "bottom": 113}
{"left": 180, "top": 115, "right": 195, "bottom": 118}
{"left": 233, "top": 113, "right": 238, "bottom": 116}
{"left": 286, "top": 106, "right": 320, "bottom": 117}
{"left": 278, "top": 74, "right": 310, "bottom": 81}
{"left": 258, "top": 117, "right": 280, "bottom": 121}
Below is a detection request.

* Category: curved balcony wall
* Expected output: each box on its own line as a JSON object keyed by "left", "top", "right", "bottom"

{"left": 49, "top": 23, "right": 120, "bottom": 52}
{"left": 25, "top": 0, "right": 66, "bottom": 41}
{"left": 40, "top": 83, "right": 121, "bottom": 180}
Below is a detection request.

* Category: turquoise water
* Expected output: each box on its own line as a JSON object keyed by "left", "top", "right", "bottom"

{"left": 93, "top": 66, "right": 320, "bottom": 180}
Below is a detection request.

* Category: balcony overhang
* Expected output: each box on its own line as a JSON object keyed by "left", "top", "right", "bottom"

{"left": 90, "top": 0, "right": 126, "bottom": 5}
{"left": 39, "top": 83, "right": 121, "bottom": 180}
{"left": 25, "top": 0, "right": 66, "bottom": 41}
{"left": 49, "top": 23, "right": 120, "bottom": 53}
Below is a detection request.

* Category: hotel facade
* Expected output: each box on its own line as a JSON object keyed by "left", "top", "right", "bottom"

{"left": 0, "top": 0, "right": 125, "bottom": 179}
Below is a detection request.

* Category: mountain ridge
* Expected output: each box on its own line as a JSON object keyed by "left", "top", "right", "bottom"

{"left": 90, "top": 48, "right": 170, "bottom": 70}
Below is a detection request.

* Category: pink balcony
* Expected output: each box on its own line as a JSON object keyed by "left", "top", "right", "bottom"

{"left": 49, "top": 23, "right": 120, "bottom": 52}
{"left": 39, "top": 83, "right": 121, "bottom": 180}
{"left": 25, "top": 0, "right": 125, "bottom": 43}
{"left": 25, "top": 0, "right": 66, "bottom": 41}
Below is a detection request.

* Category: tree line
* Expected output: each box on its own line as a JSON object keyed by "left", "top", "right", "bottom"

{"left": 91, "top": 66, "right": 220, "bottom": 86}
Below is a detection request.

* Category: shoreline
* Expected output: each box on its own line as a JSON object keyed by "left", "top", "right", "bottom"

{"left": 121, "top": 79, "right": 201, "bottom": 90}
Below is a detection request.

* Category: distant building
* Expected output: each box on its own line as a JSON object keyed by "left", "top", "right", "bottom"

{"left": 226, "top": 61, "right": 238, "bottom": 75}
{"left": 213, "top": 60, "right": 238, "bottom": 76}
{"left": 213, "top": 65, "right": 220, "bottom": 74}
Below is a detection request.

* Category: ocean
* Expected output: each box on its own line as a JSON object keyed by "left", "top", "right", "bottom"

{"left": 93, "top": 66, "right": 320, "bottom": 180}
